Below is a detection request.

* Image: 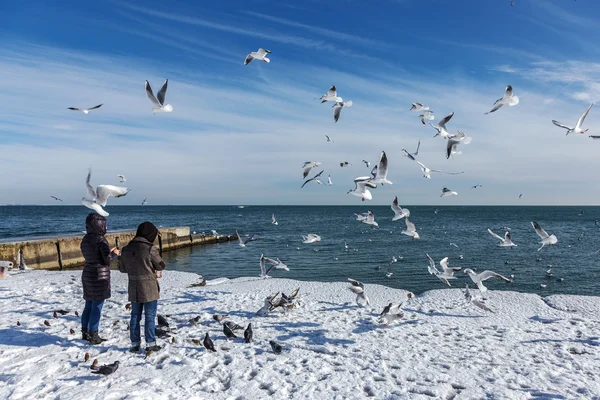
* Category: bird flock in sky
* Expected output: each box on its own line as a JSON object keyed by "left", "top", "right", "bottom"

{"left": 55, "top": 39, "right": 590, "bottom": 317}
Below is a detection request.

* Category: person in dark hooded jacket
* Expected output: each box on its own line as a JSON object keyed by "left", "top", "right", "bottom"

{"left": 80, "top": 213, "right": 120, "bottom": 345}
{"left": 119, "top": 221, "right": 166, "bottom": 353}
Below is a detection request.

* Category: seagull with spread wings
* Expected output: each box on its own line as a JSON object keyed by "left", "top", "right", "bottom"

{"left": 552, "top": 103, "right": 593, "bottom": 135}
{"left": 145, "top": 80, "right": 173, "bottom": 114}
{"left": 82, "top": 169, "right": 130, "bottom": 217}
{"left": 485, "top": 85, "right": 519, "bottom": 114}
{"left": 67, "top": 104, "right": 103, "bottom": 114}
{"left": 347, "top": 177, "right": 377, "bottom": 201}
{"left": 245, "top": 48, "right": 271, "bottom": 65}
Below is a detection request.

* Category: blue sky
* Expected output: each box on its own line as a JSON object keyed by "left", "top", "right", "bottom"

{"left": 2, "top": 0, "right": 600, "bottom": 206}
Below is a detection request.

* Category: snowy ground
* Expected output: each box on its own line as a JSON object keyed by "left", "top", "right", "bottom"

{"left": 0, "top": 271, "right": 599, "bottom": 400}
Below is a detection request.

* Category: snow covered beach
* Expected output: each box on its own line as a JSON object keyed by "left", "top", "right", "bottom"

{"left": 0, "top": 270, "right": 599, "bottom": 399}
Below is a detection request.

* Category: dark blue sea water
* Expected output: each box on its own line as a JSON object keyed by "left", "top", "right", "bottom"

{"left": 1, "top": 205, "right": 599, "bottom": 296}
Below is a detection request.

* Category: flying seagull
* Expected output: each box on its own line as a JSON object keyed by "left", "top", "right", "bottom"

{"left": 118, "top": 175, "right": 127, "bottom": 183}
{"left": 145, "top": 80, "right": 173, "bottom": 113}
{"left": 430, "top": 112, "right": 454, "bottom": 138}
{"left": 427, "top": 255, "right": 462, "bottom": 286}
{"left": 302, "top": 161, "right": 322, "bottom": 179}
{"left": 391, "top": 196, "right": 410, "bottom": 221}
{"left": 348, "top": 278, "right": 370, "bottom": 307}
{"left": 552, "top": 103, "right": 593, "bottom": 135}
{"left": 320, "top": 86, "right": 343, "bottom": 103}
{"left": 260, "top": 254, "right": 289, "bottom": 279}
{"left": 471, "top": 184, "right": 483, "bottom": 189}
{"left": 50, "top": 196, "right": 63, "bottom": 202}
{"left": 82, "top": 169, "right": 130, "bottom": 217}
{"left": 531, "top": 221, "right": 558, "bottom": 251}
{"left": 369, "top": 151, "right": 392, "bottom": 185}
{"left": 333, "top": 101, "right": 352, "bottom": 123}
{"left": 464, "top": 268, "right": 512, "bottom": 293}
{"left": 327, "top": 175, "right": 332, "bottom": 186}
{"left": 487, "top": 228, "right": 517, "bottom": 247}
{"left": 245, "top": 48, "right": 271, "bottom": 65}
{"left": 410, "top": 103, "right": 429, "bottom": 112}
{"left": 340, "top": 161, "right": 352, "bottom": 168}
{"left": 361, "top": 210, "right": 379, "bottom": 228}
{"left": 236, "top": 230, "right": 259, "bottom": 247}
{"left": 485, "top": 85, "right": 519, "bottom": 114}
{"left": 67, "top": 104, "right": 103, "bottom": 114}
{"left": 419, "top": 111, "right": 435, "bottom": 125}
{"left": 347, "top": 176, "right": 377, "bottom": 201}
{"left": 141, "top": 198, "right": 148, "bottom": 206}
{"left": 402, "top": 140, "right": 421, "bottom": 161}
{"left": 415, "top": 161, "right": 464, "bottom": 179}
{"left": 401, "top": 218, "right": 420, "bottom": 240}
{"left": 446, "top": 131, "right": 472, "bottom": 159}
{"left": 271, "top": 214, "right": 278, "bottom": 225}
{"left": 325, "top": 135, "right": 334, "bottom": 143}
{"left": 362, "top": 160, "right": 371, "bottom": 168}
{"left": 302, "top": 234, "right": 321, "bottom": 244}
{"left": 379, "top": 303, "right": 404, "bottom": 325}
{"left": 301, "top": 170, "right": 324, "bottom": 188}
{"left": 440, "top": 187, "right": 458, "bottom": 197}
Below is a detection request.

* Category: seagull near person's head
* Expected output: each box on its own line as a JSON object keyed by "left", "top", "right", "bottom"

{"left": 82, "top": 169, "right": 130, "bottom": 217}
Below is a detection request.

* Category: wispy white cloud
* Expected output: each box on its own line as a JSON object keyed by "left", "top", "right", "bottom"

{"left": 2, "top": 42, "right": 600, "bottom": 206}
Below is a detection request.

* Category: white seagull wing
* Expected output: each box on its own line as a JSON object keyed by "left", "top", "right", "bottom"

{"left": 145, "top": 81, "right": 162, "bottom": 108}
{"left": 531, "top": 221, "right": 550, "bottom": 239}
{"left": 95, "top": 185, "right": 130, "bottom": 206}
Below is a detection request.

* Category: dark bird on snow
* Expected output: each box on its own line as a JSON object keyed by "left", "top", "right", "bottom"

{"left": 203, "top": 332, "right": 217, "bottom": 352}
{"left": 91, "top": 361, "right": 120, "bottom": 376}
{"left": 223, "top": 323, "right": 237, "bottom": 340}
{"left": 84, "top": 353, "right": 90, "bottom": 362}
{"left": 244, "top": 323, "right": 253, "bottom": 344}
{"left": 44, "top": 320, "right": 51, "bottom": 326}
{"left": 270, "top": 340, "right": 283, "bottom": 354}
{"left": 157, "top": 314, "right": 169, "bottom": 328}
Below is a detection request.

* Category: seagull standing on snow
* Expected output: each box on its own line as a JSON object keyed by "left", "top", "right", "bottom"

{"left": 440, "top": 187, "right": 458, "bottom": 197}
{"left": 487, "top": 228, "right": 516, "bottom": 247}
{"left": 430, "top": 112, "right": 454, "bottom": 138}
{"left": 333, "top": 101, "right": 352, "bottom": 123}
{"left": 82, "top": 169, "right": 130, "bottom": 217}
{"left": 552, "top": 103, "right": 593, "bottom": 135}
{"left": 369, "top": 151, "right": 392, "bottom": 185}
{"left": 347, "top": 177, "right": 377, "bottom": 201}
{"left": 485, "top": 85, "right": 519, "bottom": 114}
{"left": 463, "top": 268, "right": 512, "bottom": 293}
{"left": 415, "top": 161, "right": 463, "bottom": 179}
{"left": 531, "top": 221, "right": 558, "bottom": 251}
{"left": 244, "top": 48, "right": 271, "bottom": 65}
{"left": 67, "top": 104, "right": 103, "bottom": 114}
{"left": 320, "top": 86, "right": 343, "bottom": 103}
{"left": 391, "top": 196, "right": 410, "bottom": 221}
{"left": 145, "top": 80, "right": 173, "bottom": 114}
{"left": 401, "top": 218, "right": 420, "bottom": 240}
{"left": 348, "top": 278, "right": 370, "bottom": 307}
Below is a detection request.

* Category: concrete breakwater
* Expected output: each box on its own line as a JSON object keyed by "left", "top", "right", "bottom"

{"left": 0, "top": 227, "right": 236, "bottom": 270}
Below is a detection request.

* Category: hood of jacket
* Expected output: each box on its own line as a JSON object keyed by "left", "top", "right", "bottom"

{"left": 85, "top": 213, "right": 107, "bottom": 235}
{"left": 135, "top": 221, "right": 158, "bottom": 243}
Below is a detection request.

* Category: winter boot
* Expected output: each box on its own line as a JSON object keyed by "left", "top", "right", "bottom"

{"left": 81, "top": 328, "right": 90, "bottom": 341}
{"left": 88, "top": 331, "right": 106, "bottom": 345}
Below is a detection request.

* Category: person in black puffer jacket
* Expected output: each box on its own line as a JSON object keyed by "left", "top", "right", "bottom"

{"left": 80, "top": 213, "right": 120, "bottom": 345}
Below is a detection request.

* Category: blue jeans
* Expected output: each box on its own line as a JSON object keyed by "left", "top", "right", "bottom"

{"left": 130, "top": 300, "right": 157, "bottom": 347}
{"left": 81, "top": 300, "right": 104, "bottom": 332}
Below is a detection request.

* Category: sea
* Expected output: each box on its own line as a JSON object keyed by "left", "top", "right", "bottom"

{"left": 1, "top": 205, "right": 599, "bottom": 296}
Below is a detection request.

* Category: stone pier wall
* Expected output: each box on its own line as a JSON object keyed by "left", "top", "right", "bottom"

{"left": 0, "top": 227, "right": 236, "bottom": 270}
